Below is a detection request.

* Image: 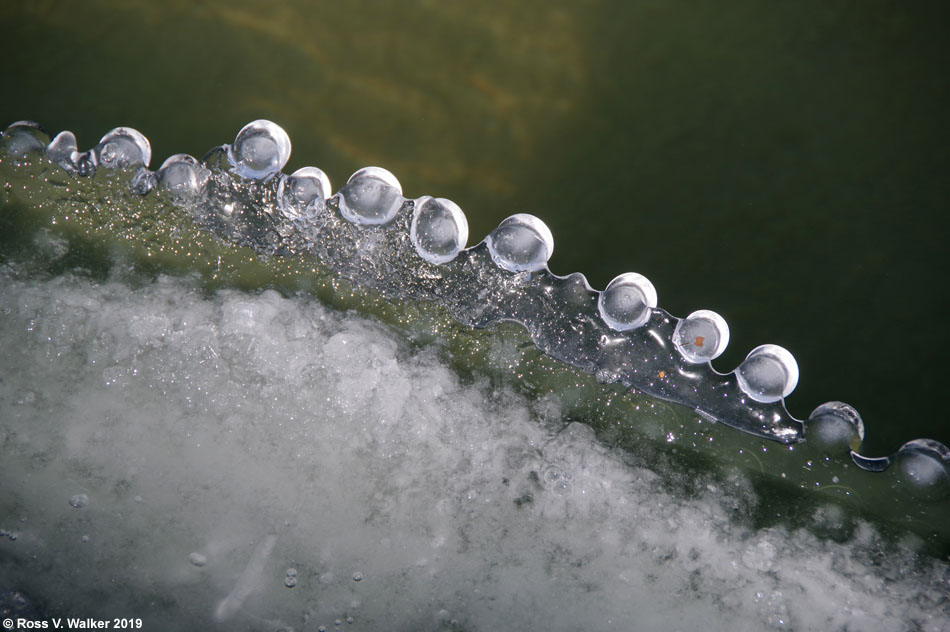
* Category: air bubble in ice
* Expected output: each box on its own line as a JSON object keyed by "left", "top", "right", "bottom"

{"left": 46, "top": 131, "right": 81, "bottom": 173}
{"left": 69, "top": 493, "right": 89, "bottom": 508}
{"left": 806, "top": 401, "right": 864, "bottom": 454}
{"left": 228, "top": 119, "right": 291, "bottom": 180}
{"left": 485, "top": 213, "right": 554, "bottom": 272}
{"left": 189, "top": 552, "right": 207, "bottom": 567}
{"left": 672, "top": 309, "right": 730, "bottom": 362}
{"left": 277, "top": 166, "right": 331, "bottom": 220}
{"left": 735, "top": 344, "right": 799, "bottom": 403}
{"left": 352, "top": 571, "right": 363, "bottom": 582}
{"left": 598, "top": 272, "right": 657, "bottom": 331}
{"left": 337, "top": 166, "right": 404, "bottom": 225}
{"left": 284, "top": 576, "right": 297, "bottom": 588}
{"left": 410, "top": 196, "right": 469, "bottom": 264}
{"left": 895, "top": 439, "right": 950, "bottom": 501}
{"left": 156, "top": 154, "right": 208, "bottom": 201}
{"left": 93, "top": 127, "right": 151, "bottom": 170}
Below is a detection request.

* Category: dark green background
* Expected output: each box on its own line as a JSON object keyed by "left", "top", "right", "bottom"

{"left": 2, "top": 0, "right": 947, "bottom": 455}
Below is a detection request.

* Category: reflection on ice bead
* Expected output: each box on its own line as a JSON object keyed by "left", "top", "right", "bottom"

{"left": 1, "top": 121, "right": 49, "bottom": 157}
{"left": 94, "top": 127, "right": 151, "bottom": 170}
{"left": 895, "top": 439, "right": 950, "bottom": 501}
{"left": 228, "top": 119, "right": 291, "bottom": 180}
{"left": 410, "top": 196, "right": 469, "bottom": 264}
{"left": 806, "top": 401, "right": 864, "bottom": 454}
{"left": 598, "top": 272, "right": 657, "bottom": 331}
{"left": 277, "top": 166, "right": 331, "bottom": 220}
{"left": 156, "top": 154, "right": 208, "bottom": 201}
{"left": 337, "top": 166, "right": 404, "bottom": 225}
{"left": 46, "top": 131, "right": 81, "bottom": 173}
{"left": 485, "top": 213, "right": 554, "bottom": 273}
{"left": 735, "top": 344, "right": 799, "bottom": 403}
{"left": 672, "top": 309, "right": 729, "bottom": 362}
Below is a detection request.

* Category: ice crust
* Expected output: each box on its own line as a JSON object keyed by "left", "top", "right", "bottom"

{"left": 1, "top": 270, "right": 948, "bottom": 631}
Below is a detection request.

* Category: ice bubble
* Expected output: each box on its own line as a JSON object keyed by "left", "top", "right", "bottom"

{"left": 597, "top": 272, "right": 657, "bottom": 331}
{"left": 895, "top": 439, "right": 950, "bottom": 501}
{"left": 228, "top": 119, "right": 291, "bottom": 180}
{"left": 485, "top": 213, "right": 554, "bottom": 272}
{"left": 735, "top": 344, "right": 799, "bottom": 403}
{"left": 337, "top": 166, "right": 404, "bottom": 225}
{"left": 68, "top": 493, "right": 89, "bottom": 508}
{"left": 672, "top": 309, "right": 730, "bottom": 362}
{"left": 806, "top": 401, "right": 864, "bottom": 454}
{"left": 352, "top": 571, "right": 363, "bottom": 582}
{"left": 284, "top": 568, "right": 299, "bottom": 588}
{"left": 277, "top": 166, "right": 332, "bottom": 220}
{"left": 410, "top": 196, "right": 469, "bottom": 264}
{"left": 156, "top": 154, "right": 209, "bottom": 201}
{"left": 46, "top": 131, "right": 81, "bottom": 173}
{"left": 189, "top": 552, "right": 207, "bottom": 567}
{"left": 1, "top": 121, "right": 49, "bottom": 157}
{"left": 93, "top": 127, "right": 151, "bottom": 170}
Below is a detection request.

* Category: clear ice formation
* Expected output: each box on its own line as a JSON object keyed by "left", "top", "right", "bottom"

{"left": 2, "top": 119, "right": 948, "bottom": 506}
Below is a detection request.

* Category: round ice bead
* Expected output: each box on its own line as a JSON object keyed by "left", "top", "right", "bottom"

{"left": 895, "top": 439, "right": 950, "bottom": 501}
{"left": 277, "top": 166, "right": 331, "bottom": 220}
{"left": 597, "top": 272, "right": 657, "bottom": 331}
{"left": 157, "top": 154, "right": 208, "bottom": 200}
{"left": 228, "top": 119, "right": 291, "bottom": 180}
{"left": 46, "top": 131, "right": 80, "bottom": 173}
{"left": 94, "top": 127, "right": 151, "bottom": 170}
{"left": 1, "top": 121, "right": 49, "bottom": 156}
{"left": 410, "top": 196, "right": 469, "bottom": 264}
{"left": 806, "top": 401, "right": 864, "bottom": 454}
{"left": 735, "top": 344, "right": 799, "bottom": 403}
{"left": 672, "top": 309, "right": 730, "bottom": 363}
{"left": 337, "top": 166, "right": 404, "bottom": 225}
{"left": 485, "top": 213, "right": 554, "bottom": 273}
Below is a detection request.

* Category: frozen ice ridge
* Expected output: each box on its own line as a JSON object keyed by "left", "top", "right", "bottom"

{"left": 1, "top": 119, "right": 948, "bottom": 630}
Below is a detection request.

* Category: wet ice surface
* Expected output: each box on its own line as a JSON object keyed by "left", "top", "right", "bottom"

{"left": 1, "top": 270, "right": 948, "bottom": 632}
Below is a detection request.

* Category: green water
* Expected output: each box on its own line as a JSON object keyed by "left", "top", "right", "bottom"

{"left": 1, "top": 0, "right": 948, "bottom": 455}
